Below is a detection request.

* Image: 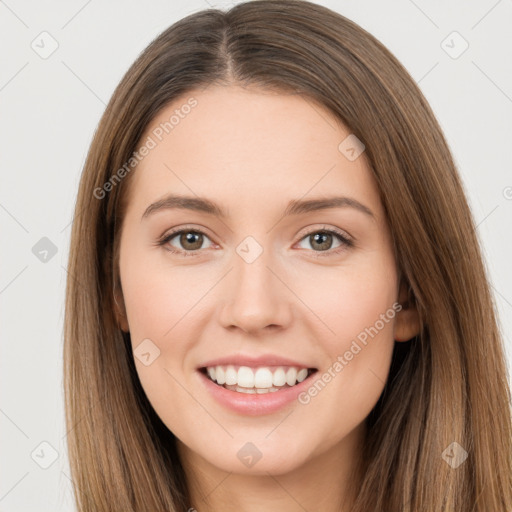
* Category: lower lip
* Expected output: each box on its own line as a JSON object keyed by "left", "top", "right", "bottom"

{"left": 197, "top": 369, "right": 316, "bottom": 416}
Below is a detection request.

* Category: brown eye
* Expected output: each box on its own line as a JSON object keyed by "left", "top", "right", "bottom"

{"left": 297, "top": 229, "right": 351, "bottom": 254}
{"left": 309, "top": 232, "right": 334, "bottom": 251}
{"left": 159, "top": 228, "right": 213, "bottom": 256}
{"left": 177, "top": 231, "right": 204, "bottom": 251}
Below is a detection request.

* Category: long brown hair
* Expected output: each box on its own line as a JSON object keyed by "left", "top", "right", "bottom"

{"left": 63, "top": 1, "right": 512, "bottom": 510}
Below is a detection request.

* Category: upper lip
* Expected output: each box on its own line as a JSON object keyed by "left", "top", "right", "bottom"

{"left": 198, "top": 353, "right": 317, "bottom": 370}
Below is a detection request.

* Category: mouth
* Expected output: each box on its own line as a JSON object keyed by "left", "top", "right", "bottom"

{"left": 199, "top": 365, "right": 318, "bottom": 395}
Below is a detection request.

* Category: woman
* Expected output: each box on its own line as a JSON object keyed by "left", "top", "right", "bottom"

{"left": 63, "top": 1, "right": 512, "bottom": 510}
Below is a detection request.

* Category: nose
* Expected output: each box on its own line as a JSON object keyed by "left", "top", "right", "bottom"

{"left": 218, "top": 245, "right": 293, "bottom": 335}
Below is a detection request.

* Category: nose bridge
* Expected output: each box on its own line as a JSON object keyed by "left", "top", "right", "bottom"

{"left": 219, "top": 235, "right": 292, "bottom": 333}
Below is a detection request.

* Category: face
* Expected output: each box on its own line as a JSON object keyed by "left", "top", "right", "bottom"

{"left": 115, "top": 84, "right": 408, "bottom": 476}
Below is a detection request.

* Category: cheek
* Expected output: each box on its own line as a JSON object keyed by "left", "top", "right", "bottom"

{"left": 290, "top": 254, "right": 398, "bottom": 350}
{"left": 120, "top": 248, "right": 207, "bottom": 344}
{"left": 290, "top": 255, "right": 398, "bottom": 436}
{"left": 120, "top": 258, "right": 208, "bottom": 432}
{"left": 120, "top": 252, "right": 217, "bottom": 410}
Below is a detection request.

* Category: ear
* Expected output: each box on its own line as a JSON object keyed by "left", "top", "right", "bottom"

{"left": 113, "top": 285, "right": 130, "bottom": 333}
{"left": 393, "top": 279, "right": 420, "bottom": 342}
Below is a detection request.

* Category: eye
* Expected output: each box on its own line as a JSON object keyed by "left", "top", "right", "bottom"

{"left": 157, "top": 225, "right": 354, "bottom": 258}
{"left": 157, "top": 227, "right": 213, "bottom": 256}
{"left": 295, "top": 227, "right": 353, "bottom": 257}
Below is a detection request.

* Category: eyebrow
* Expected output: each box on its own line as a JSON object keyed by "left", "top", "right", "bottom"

{"left": 141, "top": 194, "right": 375, "bottom": 220}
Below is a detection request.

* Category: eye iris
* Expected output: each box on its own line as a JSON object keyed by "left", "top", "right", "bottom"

{"left": 180, "top": 231, "right": 203, "bottom": 250}
{"left": 311, "top": 232, "right": 332, "bottom": 251}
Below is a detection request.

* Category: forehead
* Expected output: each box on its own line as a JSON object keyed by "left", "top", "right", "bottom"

{"left": 124, "top": 85, "right": 383, "bottom": 222}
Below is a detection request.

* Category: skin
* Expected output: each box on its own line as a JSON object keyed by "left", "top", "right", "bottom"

{"left": 114, "top": 84, "right": 420, "bottom": 512}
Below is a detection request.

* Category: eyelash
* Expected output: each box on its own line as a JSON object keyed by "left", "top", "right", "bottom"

{"left": 156, "top": 225, "right": 354, "bottom": 259}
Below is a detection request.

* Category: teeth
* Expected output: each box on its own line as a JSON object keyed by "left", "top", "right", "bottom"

{"left": 204, "top": 365, "right": 314, "bottom": 390}
{"left": 225, "top": 365, "right": 237, "bottom": 385}
{"left": 238, "top": 366, "right": 255, "bottom": 388}
{"left": 254, "top": 368, "right": 273, "bottom": 388}
{"left": 297, "top": 368, "right": 308, "bottom": 382}
{"left": 224, "top": 384, "right": 286, "bottom": 394}
{"left": 272, "top": 367, "right": 286, "bottom": 386}
{"left": 285, "top": 367, "right": 297, "bottom": 386}
{"left": 216, "top": 366, "right": 225, "bottom": 385}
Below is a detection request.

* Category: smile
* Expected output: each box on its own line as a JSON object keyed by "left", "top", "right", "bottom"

{"left": 200, "top": 365, "right": 318, "bottom": 394}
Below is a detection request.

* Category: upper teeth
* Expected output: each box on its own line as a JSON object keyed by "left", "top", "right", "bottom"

{"left": 206, "top": 365, "right": 310, "bottom": 388}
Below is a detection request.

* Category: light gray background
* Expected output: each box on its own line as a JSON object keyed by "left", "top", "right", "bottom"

{"left": 1, "top": 0, "right": 511, "bottom": 510}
